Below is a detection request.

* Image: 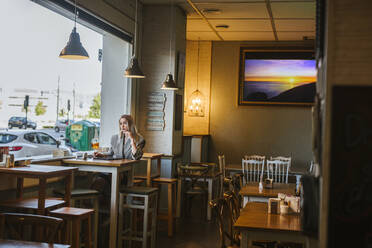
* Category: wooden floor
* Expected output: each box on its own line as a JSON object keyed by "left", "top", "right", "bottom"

{"left": 157, "top": 215, "right": 218, "bottom": 247}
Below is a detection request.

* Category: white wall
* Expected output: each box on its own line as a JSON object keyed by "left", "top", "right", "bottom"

{"left": 100, "top": 33, "right": 131, "bottom": 147}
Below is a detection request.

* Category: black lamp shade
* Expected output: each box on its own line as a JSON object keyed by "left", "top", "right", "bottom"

{"left": 124, "top": 56, "right": 145, "bottom": 78}
{"left": 59, "top": 27, "right": 89, "bottom": 60}
{"left": 161, "top": 74, "right": 178, "bottom": 90}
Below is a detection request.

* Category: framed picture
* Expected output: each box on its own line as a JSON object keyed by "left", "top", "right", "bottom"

{"left": 238, "top": 49, "right": 317, "bottom": 106}
{"left": 176, "top": 52, "right": 186, "bottom": 88}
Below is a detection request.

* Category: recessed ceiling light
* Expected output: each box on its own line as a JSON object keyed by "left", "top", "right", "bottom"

{"left": 202, "top": 8, "right": 222, "bottom": 15}
{"left": 215, "top": 24, "right": 229, "bottom": 29}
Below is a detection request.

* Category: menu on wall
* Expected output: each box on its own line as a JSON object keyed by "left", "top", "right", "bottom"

{"left": 146, "top": 92, "right": 165, "bottom": 131}
{"left": 329, "top": 86, "right": 372, "bottom": 248}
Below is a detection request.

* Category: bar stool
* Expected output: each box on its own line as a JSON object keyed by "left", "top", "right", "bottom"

{"left": 151, "top": 177, "right": 177, "bottom": 237}
{"left": 118, "top": 186, "right": 158, "bottom": 248}
{"left": 50, "top": 207, "right": 94, "bottom": 248}
{"left": 53, "top": 188, "right": 99, "bottom": 248}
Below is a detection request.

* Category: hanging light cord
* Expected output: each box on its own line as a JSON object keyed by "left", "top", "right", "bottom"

{"left": 74, "top": 0, "right": 77, "bottom": 28}
{"left": 196, "top": 38, "right": 200, "bottom": 91}
{"left": 169, "top": 0, "right": 173, "bottom": 74}
{"left": 133, "top": 0, "right": 138, "bottom": 56}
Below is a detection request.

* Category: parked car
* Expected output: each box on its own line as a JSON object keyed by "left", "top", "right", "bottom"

{"left": 8, "top": 116, "right": 37, "bottom": 129}
{"left": 54, "top": 119, "right": 73, "bottom": 132}
{"left": 0, "top": 130, "right": 73, "bottom": 159}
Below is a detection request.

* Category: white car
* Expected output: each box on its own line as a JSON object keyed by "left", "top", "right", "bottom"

{"left": 0, "top": 130, "right": 72, "bottom": 159}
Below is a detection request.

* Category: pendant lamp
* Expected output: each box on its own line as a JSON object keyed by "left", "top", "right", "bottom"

{"left": 161, "top": 0, "right": 178, "bottom": 90}
{"left": 188, "top": 39, "right": 205, "bottom": 117}
{"left": 59, "top": 0, "right": 89, "bottom": 60}
{"left": 124, "top": 0, "right": 145, "bottom": 78}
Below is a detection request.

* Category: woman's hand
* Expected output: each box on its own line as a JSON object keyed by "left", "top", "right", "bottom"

{"left": 93, "top": 151, "right": 105, "bottom": 158}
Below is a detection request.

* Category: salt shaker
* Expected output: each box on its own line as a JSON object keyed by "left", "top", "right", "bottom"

{"left": 259, "top": 181, "right": 263, "bottom": 193}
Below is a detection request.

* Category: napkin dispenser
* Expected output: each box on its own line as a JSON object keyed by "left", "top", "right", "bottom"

{"left": 268, "top": 198, "right": 281, "bottom": 214}
{"left": 53, "top": 149, "right": 69, "bottom": 157}
{"left": 264, "top": 178, "right": 273, "bottom": 189}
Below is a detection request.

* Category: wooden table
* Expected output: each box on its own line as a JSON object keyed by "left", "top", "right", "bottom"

{"left": 234, "top": 202, "right": 316, "bottom": 248}
{"left": 0, "top": 239, "right": 70, "bottom": 247}
{"left": 240, "top": 182, "right": 296, "bottom": 206}
{"left": 135, "top": 153, "right": 164, "bottom": 186}
{"left": 0, "top": 165, "right": 77, "bottom": 215}
{"left": 62, "top": 158, "right": 141, "bottom": 248}
{"left": 176, "top": 168, "right": 222, "bottom": 220}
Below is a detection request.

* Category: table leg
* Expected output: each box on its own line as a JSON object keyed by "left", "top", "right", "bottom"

{"left": 64, "top": 173, "right": 72, "bottom": 206}
{"left": 109, "top": 170, "right": 119, "bottom": 248}
{"left": 176, "top": 178, "right": 182, "bottom": 218}
{"left": 207, "top": 178, "right": 212, "bottom": 220}
{"left": 16, "top": 177, "right": 23, "bottom": 199}
{"left": 146, "top": 158, "right": 152, "bottom": 186}
{"left": 241, "top": 231, "right": 248, "bottom": 248}
{"left": 37, "top": 178, "right": 46, "bottom": 215}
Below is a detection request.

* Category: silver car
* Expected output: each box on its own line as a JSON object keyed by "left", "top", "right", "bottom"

{"left": 54, "top": 119, "right": 73, "bottom": 132}
{"left": 0, "top": 130, "right": 72, "bottom": 159}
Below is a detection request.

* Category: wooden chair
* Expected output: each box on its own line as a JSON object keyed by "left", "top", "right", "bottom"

{"left": 0, "top": 212, "right": 63, "bottom": 243}
{"left": 178, "top": 163, "right": 209, "bottom": 219}
{"left": 242, "top": 158, "right": 265, "bottom": 184}
{"left": 53, "top": 188, "right": 99, "bottom": 248}
{"left": 49, "top": 207, "right": 94, "bottom": 248}
{"left": 209, "top": 198, "right": 239, "bottom": 248}
{"left": 152, "top": 177, "right": 177, "bottom": 237}
{"left": 266, "top": 159, "right": 291, "bottom": 183}
{"left": 218, "top": 154, "right": 233, "bottom": 196}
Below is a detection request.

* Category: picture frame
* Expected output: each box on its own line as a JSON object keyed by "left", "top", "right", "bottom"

{"left": 238, "top": 49, "right": 316, "bottom": 106}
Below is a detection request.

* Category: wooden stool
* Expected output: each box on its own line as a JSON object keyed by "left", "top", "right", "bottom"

{"left": 151, "top": 178, "right": 177, "bottom": 237}
{"left": 53, "top": 188, "right": 99, "bottom": 248}
{"left": 50, "top": 207, "right": 94, "bottom": 248}
{"left": 118, "top": 187, "right": 158, "bottom": 248}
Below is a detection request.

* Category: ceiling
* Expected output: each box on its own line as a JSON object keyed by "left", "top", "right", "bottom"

{"left": 141, "top": 0, "right": 316, "bottom": 41}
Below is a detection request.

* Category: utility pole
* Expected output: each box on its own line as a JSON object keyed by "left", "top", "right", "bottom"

{"left": 56, "top": 76, "right": 60, "bottom": 123}
{"left": 67, "top": 99, "right": 71, "bottom": 124}
{"left": 24, "top": 95, "right": 29, "bottom": 129}
{"left": 73, "top": 83, "right": 76, "bottom": 122}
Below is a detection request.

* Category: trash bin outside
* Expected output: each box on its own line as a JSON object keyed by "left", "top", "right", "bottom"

{"left": 66, "top": 120, "right": 99, "bottom": 151}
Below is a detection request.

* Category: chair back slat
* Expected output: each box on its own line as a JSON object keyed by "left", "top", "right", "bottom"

{"left": 218, "top": 154, "right": 226, "bottom": 178}
{"left": 242, "top": 158, "right": 265, "bottom": 184}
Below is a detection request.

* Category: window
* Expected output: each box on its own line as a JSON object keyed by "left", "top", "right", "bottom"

{"left": 37, "top": 133, "right": 57, "bottom": 145}
{"left": 0, "top": 134, "right": 17, "bottom": 144}
{"left": 24, "top": 133, "right": 39, "bottom": 144}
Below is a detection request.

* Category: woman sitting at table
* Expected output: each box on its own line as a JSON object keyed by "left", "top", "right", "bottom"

{"left": 94, "top": 114, "right": 145, "bottom": 160}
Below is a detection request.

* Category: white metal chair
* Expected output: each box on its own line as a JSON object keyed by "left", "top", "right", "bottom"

{"left": 241, "top": 158, "right": 265, "bottom": 184}
{"left": 270, "top": 156, "right": 291, "bottom": 168}
{"left": 244, "top": 155, "right": 265, "bottom": 162}
{"left": 266, "top": 159, "right": 291, "bottom": 183}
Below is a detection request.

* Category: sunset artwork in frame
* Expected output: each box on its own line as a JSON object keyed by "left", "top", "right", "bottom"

{"left": 238, "top": 50, "right": 317, "bottom": 106}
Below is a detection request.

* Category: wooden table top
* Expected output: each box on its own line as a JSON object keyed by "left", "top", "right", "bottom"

{"left": 240, "top": 182, "right": 296, "bottom": 198}
{"left": 0, "top": 165, "right": 77, "bottom": 177}
{"left": 234, "top": 202, "right": 301, "bottom": 232}
{"left": 62, "top": 158, "right": 139, "bottom": 167}
{"left": 142, "top": 153, "right": 164, "bottom": 159}
{"left": 0, "top": 239, "right": 70, "bottom": 247}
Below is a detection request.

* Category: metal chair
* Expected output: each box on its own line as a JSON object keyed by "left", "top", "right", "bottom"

{"left": 242, "top": 158, "right": 265, "bottom": 184}
{"left": 266, "top": 158, "right": 291, "bottom": 183}
{"left": 178, "top": 163, "right": 209, "bottom": 219}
